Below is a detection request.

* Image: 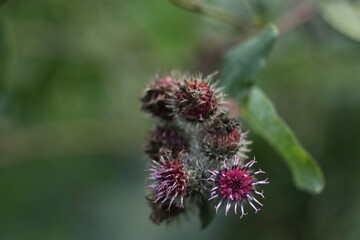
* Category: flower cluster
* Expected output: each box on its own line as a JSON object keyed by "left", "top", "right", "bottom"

{"left": 141, "top": 72, "right": 269, "bottom": 225}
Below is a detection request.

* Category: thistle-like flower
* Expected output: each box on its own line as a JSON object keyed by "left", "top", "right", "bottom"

{"left": 208, "top": 156, "right": 269, "bottom": 218}
{"left": 141, "top": 77, "right": 179, "bottom": 120}
{"left": 145, "top": 125, "right": 189, "bottom": 161}
{"left": 148, "top": 150, "right": 188, "bottom": 208}
{"left": 201, "top": 113, "right": 251, "bottom": 159}
{"left": 173, "top": 75, "right": 220, "bottom": 123}
{"left": 141, "top": 71, "right": 270, "bottom": 226}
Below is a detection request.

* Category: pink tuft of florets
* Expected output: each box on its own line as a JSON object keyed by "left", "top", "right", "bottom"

{"left": 208, "top": 156, "right": 269, "bottom": 218}
{"left": 175, "top": 78, "right": 217, "bottom": 122}
{"left": 148, "top": 150, "right": 188, "bottom": 208}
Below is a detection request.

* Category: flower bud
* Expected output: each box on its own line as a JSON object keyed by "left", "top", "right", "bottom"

{"left": 174, "top": 76, "right": 218, "bottom": 123}
{"left": 141, "top": 77, "right": 178, "bottom": 120}
{"left": 145, "top": 125, "right": 189, "bottom": 161}
{"left": 147, "top": 197, "right": 185, "bottom": 225}
{"left": 201, "top": 114, "right": 251, "bottom": 159}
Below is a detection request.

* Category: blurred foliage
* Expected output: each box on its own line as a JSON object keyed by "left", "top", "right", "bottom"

{"left": 240, "top": 86, "right": 325, "bottom": 194}
{"left": 0, "top": 0, "right": 359, "bottom": 239}
{"left": 221, "top": 25, "right": 278, "bottom": 97}
{"left": 202, "top": 0, "right": 285, "bottom": 26}
{"left": 220, "top": 25, "right": 325, "bottom": 194}
{"left": 319, "top": 0, "right": 360, "bottom": 42}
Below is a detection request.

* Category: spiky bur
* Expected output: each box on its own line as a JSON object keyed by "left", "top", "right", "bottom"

{"left": 208, "top": 157, "right": 269, "bottom": 218}
{"left": 173, "top": 75, "right": 221, "bottom": 123}
{"left": 141, "top": 77, "right": 179, "bottom": 120}
{"left": 201, "top": 113, "right": 251, "bottom": 159}
{"left": 148, "top": 149, "right": 188, "bottom": 208}
{"left": 145, "top": 125, "right": 189, "bottom": 161}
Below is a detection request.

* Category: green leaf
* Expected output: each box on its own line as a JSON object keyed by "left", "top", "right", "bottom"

{"left": 221, "top": 25, "right": 278, "bottom": 98}
{"left": 198, "top": 194, "right": 215, "bottom": 230}
{"left": 319, "top": 0, "right": 360, "bottom": 42}
{"left": 240, "top": 87, "right": 325, "bottom": 194}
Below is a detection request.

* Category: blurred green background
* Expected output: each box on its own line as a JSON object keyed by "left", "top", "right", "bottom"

{"left": 0, "top": 0, "right": 359, "bottom": 239}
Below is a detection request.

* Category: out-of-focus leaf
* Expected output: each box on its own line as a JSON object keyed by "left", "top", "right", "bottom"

{"left": 240, "top": 87, "right": 325, "bottom": 194}
{"left": 221, "top": 25, "right": 278, "bottom": 98}
{"left": 0, "top": 18, "right": 8, "bottom": 101}
{"left": 202, "top": 0, "right": 276, "bottom": 26}
{"left": 198, "top": 194, "right": 215, "bottom": 230}
{"left": 320, "top": 0, "right": 360, "bottom": 42}
{"left": 0, "top": 0, "right": 9, "bottom": 6}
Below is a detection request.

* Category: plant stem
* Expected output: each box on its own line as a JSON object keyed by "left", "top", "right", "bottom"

{"left": 169, "top": 0, "right": 254, "bottom": 30}
{"left": 170, "top": 0, "right": 317, "bottom": 36}
{"left": 276, "top": 1, "right": 317, "bottom": 35}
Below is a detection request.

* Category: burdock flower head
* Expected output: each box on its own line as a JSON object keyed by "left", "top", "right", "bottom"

{"left": 148, "top": 149, "right": 189, "bottom": 208}
{"left": 201, "top": 113, "right": 251, "bottom": 159}
{"left": 173, "top": 74, "right": 220, "bottom": 123}
{"left": 141, "top": 71, "right": 270, "bottom": 227}
{"left": 141, "top": 76, "right": 179, "bottom": 120}
{"left": 208, "top": 156, "right": 269, "bottom": 218}
{"left": 145, "top": 125, "right": 189, "bottom": 161}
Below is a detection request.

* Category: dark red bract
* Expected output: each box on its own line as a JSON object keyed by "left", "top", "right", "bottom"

{"left": 145, "top": 125, "right": 188, "bottom": 161}
{"left": 175, "top": 79, "right": 216, "bottom": 122}
{"left": 202, "top": 114, "right": 251, "bottom": 158}
{"left": 203, "top": 116, "right": 241, "bottom": 152}
{"left": 141, "top": 77, "right": 178, "bottom": 120}
{"left": 207, "top": 128, "right": 241, "bottom": 150}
